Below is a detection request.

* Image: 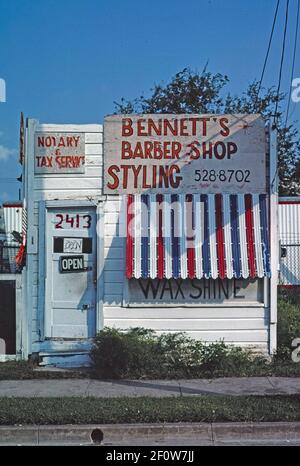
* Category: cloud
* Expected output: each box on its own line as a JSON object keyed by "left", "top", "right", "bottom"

{"left": 0, "top": 145, "right": 16, "bottom": 161}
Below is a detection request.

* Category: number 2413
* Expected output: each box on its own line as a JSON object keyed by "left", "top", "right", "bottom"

{"left": 55, "top": 214, "right": 92, "bottom": 229}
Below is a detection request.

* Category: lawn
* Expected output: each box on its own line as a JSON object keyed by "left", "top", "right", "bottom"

{"left": 0, "top": 396, "right": 299, "bottom": 424}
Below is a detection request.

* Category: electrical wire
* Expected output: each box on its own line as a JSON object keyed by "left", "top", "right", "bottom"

{"left": 257, "top": 0, "right": 281, "bottom": 97}
{"left": 285, "top": 0, "right": 300, "bottom": 127}
{"left": 273, "top": 0, "right": 290, "bottom": 128}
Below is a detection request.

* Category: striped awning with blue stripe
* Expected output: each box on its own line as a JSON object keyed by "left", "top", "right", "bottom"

{"left": 126, "top": 193, "right": 270, "bottom": 280}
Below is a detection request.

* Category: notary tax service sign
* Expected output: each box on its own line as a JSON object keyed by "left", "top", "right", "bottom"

{"left": 104, "top": 114, "right": 266, "bottom": 194}
{"left": 34, "top": 132, "right": 85, "bottom": 174}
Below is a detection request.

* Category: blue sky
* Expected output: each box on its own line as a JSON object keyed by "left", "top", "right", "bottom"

{"left": 0, "top": 0, "right": 299, "bottom": 202}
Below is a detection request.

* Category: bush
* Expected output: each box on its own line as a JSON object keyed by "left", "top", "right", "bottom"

{"left": 91, "top": 296, "right": 300, "bottom": 379}
{"left": 91, "top": 327, "right": 267, "bottom": 379}
{"left": 276, "top": 296, "right": 300, "bottom": 360}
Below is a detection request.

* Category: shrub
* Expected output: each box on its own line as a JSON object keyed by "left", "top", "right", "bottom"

{"left": 276, "top": 297, "right": 300, "bottom": 360}
{"left": 91, "top": 327, "right": 268, "bottom": 379}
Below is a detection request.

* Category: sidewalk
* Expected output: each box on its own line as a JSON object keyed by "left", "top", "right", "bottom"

{"left": 0, "top": 376, "right": 300, "bottom": 397}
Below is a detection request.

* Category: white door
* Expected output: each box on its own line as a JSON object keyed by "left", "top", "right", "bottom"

{"left": 45, "top": 206, "right": 97, "bottom": 338}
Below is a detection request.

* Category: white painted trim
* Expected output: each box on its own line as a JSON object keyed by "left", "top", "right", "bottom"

{"left": 269, "top": 127, "right": 278, "bottom": 354}
{"left": 208, "top": 194, "right": 217, "bottom": 279}
{"left": 134, "top": 194, "right": 141, "bottom": 278}
{"left": 45, "top": 199, "right": 105, "bottom": 208}
{"left": 25, "top": 119, "right": 39, "bottom": 355}
{"left": 179, "top": 194, "right": 187, "bottom": 279}
{"left": 252, "top": 194, "right": 264, "bottom": 278}
{"left": 238, "top": 194, "right": 249, "bottom": 279}
{"left": 96, "top": 201, "right": 104, "bottom": 332}
{"left": 37, "top": 201, "right": 46, "bottom": 340}
{"left": 149, "top": 194, "right": 157, "bottom": 279}
{"left": 194, "top": 194, "right": 203, "bottom": 279}
{"left": 164, "top": 194, "right": 172, "bottom": 279}
{"left": 36, "top": 124, "right": 103, "bottom": 132}
{"left": 223, "top": 194, "right": 233, "bottom": 279}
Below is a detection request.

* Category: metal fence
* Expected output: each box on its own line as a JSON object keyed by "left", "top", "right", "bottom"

{"left": 0, "top": 242, "right": 20, "bottom": 274}
{"left": 279, "top": 243, "right": 300, "bottom": 286}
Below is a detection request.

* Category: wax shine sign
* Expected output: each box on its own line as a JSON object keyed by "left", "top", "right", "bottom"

{"left": 104, "top": 114, "right": 266, "bottom": 194}
{"left": 34, "top": 132, "right": 85, "bottom": 174}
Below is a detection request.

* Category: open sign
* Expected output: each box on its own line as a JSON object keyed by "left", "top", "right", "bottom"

{"left": 59, "top": 255, "right": 85, "bottom": 273}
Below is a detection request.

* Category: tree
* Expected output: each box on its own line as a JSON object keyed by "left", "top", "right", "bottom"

{"left": 114, "top": 68, "right": 300, "bottom": 195}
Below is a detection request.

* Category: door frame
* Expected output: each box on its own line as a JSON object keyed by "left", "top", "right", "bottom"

{"left": 39, "top": 199, "right": 104, "bottom": 341}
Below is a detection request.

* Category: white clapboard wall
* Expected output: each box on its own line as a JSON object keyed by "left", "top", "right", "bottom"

{"left": 102, "top": 196, "right": 269, "bottom": 352}
{"left": 25, "top": 120, "right": 270, "bottom": 357}
{"left": 24, "top": 121, "right": 103, "bottom": 356}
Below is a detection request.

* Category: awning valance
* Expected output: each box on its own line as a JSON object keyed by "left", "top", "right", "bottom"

{"left": 126, "top": 193, "right": 270, "bottom": 280}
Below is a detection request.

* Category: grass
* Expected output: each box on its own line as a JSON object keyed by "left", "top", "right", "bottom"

{"left": 0, "top": 396, "right": 299, "bottom": 424}
{"left": 0, "top": 361, "right": 88, "bottom": 380}
{"left": 0, "top": 358, "right": 300, "bottom": 380}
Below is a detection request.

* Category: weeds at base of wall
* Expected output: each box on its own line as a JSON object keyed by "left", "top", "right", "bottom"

{"left": 0, "top": 295, "right": 300, "bottom": 380}
{"left": 90, "top": 296, "right": 300, "bottom": 379}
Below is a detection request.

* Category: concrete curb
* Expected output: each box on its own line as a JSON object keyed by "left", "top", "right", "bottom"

{"left": 1, "top": 422, "right": 300, "bottom": 445}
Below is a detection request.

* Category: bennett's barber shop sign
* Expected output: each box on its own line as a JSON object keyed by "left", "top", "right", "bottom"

{"left": 104, "top": 114, "right": 266, "bottom": 194}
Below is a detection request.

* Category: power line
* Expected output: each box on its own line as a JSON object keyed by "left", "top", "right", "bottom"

{"left": 285, "top": 0, "right": 300, "bottom": 127}
{"left": 273, "top": 0, "right": 290, "bottom": 128}
{"left": 257, "top": 0, "right": 281, "bottom": 97}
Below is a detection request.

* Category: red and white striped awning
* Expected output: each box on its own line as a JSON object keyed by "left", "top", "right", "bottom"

{"left": 126, "top": 193, "right": 270, "bottom": 280}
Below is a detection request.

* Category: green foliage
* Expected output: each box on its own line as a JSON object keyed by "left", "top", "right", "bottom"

{"left": 0, "top": 396, "right": 299, "bottom": 424}
{"left": 114, "top": 68, "right": 229, "bottom": 114}
{"left": 91, "top": 327, "right": 268, "bottom": 379}
{"left": 114, "top": 67, "right": 300, "bottom": 195}
{"left": 276, "top": 296, "right": 300, "bottom": 360}
{"left": 0, "top": 361, "right": 86, "bottom": 380}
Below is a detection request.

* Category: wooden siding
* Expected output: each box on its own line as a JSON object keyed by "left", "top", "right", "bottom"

{"left": 26, "top": 120, "right": 270, "bottom": 356}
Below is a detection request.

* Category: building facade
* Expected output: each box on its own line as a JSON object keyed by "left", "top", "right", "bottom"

{"left": 20, "top": 115, "right": 278, "bottom": 366}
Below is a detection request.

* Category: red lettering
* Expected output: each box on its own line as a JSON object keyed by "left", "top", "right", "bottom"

{"left": 163, "top": 119, "right": 178, "bottom": 136}
{"left": 142, "top": 166, "right": 151, "bottom": 188}
{"left": 37, "top": 137, "right": 44, "bottom": 147}
{"left": 120, "top": 165, "right": 130, "bottom": 188}
{"left": 137, "top": 119, "right": 147, "bottom": 136}
{"left": 188, "top": 141, "right": 200, "bottom": 160}
{"left": 189, "top": 118, "right": 201, "bottom": 136}
{"left": 153, "top": 141, "right": 163, "bottom": 159}
{"left": 214, "top": 141, "right": 226, "bottom": 159}
{"left": 169, "top": 165, "right": 182, "bottom": 188}
{"left": 172, "top": 142, "right": 181, "bottom": 159}
{"left": 158, "top": 166, "right": 169, "bottom": 188}
{"left": 148, "top": 119, "right": 162, "bottom": 136}
{"left": 58, "top": 137, "right": 66, "bottom": 147}
{"left": 202, "top": 142, "right": 213, "bottom": 159}
{"left": 200, "top": 117, "right": 210, "bottom": 136}
{"left": 131, "top": 165, "right": 142, "bottom": 188}
{"left": 122, "top": 118, "right": 133, "bottom": 137}
{"left": 227, "top": 142, "right": 238, "bottom": 158}
{"left": 121, "top": 141, "right": 132, "bottom": 159}
{"left": 180, "top": 118, "right": 189, "bottom": 136}
{"left": 107, "top": 165, "right": 120, "bottom": 190}
{"left": 220, "top": 117, "right": 230, "bottom": 137}
{"left": 144, "top": 141, "right": 153, "bottom": 158}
